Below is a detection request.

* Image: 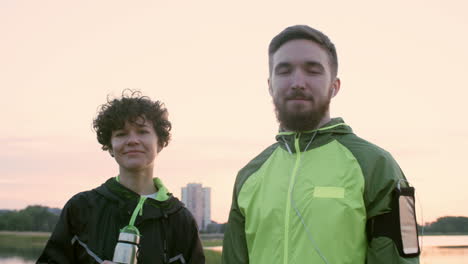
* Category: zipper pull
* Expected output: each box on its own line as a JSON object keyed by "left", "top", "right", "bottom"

{"left": 295, "top": 132, "right": 301, "bottom": 152}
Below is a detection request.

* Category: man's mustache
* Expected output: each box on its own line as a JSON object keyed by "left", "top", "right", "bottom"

{"left": 286, "top": 90, "right": 313, "bottom": 100}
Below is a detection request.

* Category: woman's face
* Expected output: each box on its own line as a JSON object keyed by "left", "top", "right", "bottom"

{"left": 109, "top": 118, "right": 159, "bottom": 172}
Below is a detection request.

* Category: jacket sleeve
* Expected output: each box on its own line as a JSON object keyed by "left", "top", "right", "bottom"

{"left": 221, "top": 183, "right": 249, "bottom": 264}
{"left": 37, "top": 194, "right": 87, "bottom": 264}
{"left": 364, "top": 152, "right": 419, "bottom": 264}
{"left": 367, "top": 237, "right": 419, "bottom": 264}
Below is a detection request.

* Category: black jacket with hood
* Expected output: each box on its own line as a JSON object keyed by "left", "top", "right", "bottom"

{"left": 37, "top": 177, "right": 205, "bottom": 264}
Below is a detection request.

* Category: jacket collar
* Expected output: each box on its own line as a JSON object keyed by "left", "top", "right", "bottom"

{"left": 94, "top": 177, "right": 183, "bottom": 218}
{"left": 113, "top": 175, "right": 170, "bottom": 202}
{"left": 275, "top": 117, "right": 353, "bottom": 153}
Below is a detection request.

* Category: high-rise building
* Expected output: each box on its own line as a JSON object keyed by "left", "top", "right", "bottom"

{"left": 181, "top": 183, "right": 211, "bottom": 230}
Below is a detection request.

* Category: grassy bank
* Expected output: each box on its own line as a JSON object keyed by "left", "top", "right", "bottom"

{"left": 0, "top": 231, "right": 49, "bottom": 248}
{"left": 204, "top": 249, "right": 222, "bottom": 264}
{"left": 0, "top": 231, "right": 222, "bottom": 263}
{"left": 0, "top": 231, "right": 48, "bottom": 259}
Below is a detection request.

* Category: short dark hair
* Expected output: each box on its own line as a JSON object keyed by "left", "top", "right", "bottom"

{"left": 268, "top": 25, "right": 338, "bottom": 78}
{"left": 93, "top": 89, "right": 172, "bottom": 151}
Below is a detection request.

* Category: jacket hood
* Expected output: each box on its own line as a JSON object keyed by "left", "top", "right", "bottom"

{"left": 276, "top": 117, "right": 352, "bottom": 136}
{"left": 94, "top": 177, "right": 184, "bottom": 218}
{"left": 275, "top": 117, "right": 353, "bottom": 153}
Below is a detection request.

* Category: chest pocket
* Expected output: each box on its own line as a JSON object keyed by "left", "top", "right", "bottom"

{"left": 313, "top": 186, "right": 345, "bottom": 198}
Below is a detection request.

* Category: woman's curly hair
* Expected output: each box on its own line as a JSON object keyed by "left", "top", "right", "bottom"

{"left": 93, "top": 89, "right": 172, "bottom": 151}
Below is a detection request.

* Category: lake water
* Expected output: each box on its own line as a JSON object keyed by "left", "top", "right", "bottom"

{"left": 1, "top": 235, "right": 467, "bottom": 263}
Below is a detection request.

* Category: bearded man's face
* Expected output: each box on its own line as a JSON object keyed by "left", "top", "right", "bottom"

{"left": 269, "top": 39, "right": 338, "bottom": 131}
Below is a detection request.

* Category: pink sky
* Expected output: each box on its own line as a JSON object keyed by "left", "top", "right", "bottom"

{"left": 1, "top": 0, "right": 467, "bottom": 224}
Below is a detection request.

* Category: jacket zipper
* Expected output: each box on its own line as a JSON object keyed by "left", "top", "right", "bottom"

{"left": 283, "top": 133, "right": 302, "bottom": 264}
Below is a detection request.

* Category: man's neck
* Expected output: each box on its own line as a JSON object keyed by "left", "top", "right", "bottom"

{"left": 282, "top": 116, "right": 332, "bottom": 132}
{"left": 316, "top": 116, "right": 332, "bottom": 129}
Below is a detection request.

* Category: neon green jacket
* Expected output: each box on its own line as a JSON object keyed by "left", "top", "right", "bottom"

{"left": 222, "top": 118, "right": 419, "bottom": 264}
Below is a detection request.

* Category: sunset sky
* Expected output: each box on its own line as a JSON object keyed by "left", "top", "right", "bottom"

{"left": 1, "top": 0, "right": 467, "bottom": 224}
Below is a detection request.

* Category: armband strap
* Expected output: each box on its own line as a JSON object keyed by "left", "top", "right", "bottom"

{"left": 366, "top": 187, "right": 420, "bottom": 258}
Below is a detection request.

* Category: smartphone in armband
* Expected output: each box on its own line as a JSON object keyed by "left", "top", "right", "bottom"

{"left": 397, "top": 186, "right": 420, "bottom": 256}
{"left": 367, "top": 185, "right": 421, "bottom": 258}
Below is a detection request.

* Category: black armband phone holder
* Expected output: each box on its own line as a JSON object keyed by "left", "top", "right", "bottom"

{"left": 367, "top": 186, "right": 420, "bottom": 258}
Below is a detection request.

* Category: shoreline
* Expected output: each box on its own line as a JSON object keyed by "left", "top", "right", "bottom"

{"left": 2, "top": 231, "right": 468, "bottom": 236}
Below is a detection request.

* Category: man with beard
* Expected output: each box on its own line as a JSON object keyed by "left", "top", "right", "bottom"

{"left": 222, "top": 25, "right": 420, "bottom": 264}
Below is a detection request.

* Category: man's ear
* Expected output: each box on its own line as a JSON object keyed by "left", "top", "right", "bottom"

{"left": 109, "top": 148, "right": 115, "bottom": 157}
{"left": 331, "top": 78, "right": 341, "bottom": 98}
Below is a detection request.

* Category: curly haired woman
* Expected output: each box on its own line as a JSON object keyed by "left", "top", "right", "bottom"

{"left": 38, "top": 90, "right": 205, "bottom": 264}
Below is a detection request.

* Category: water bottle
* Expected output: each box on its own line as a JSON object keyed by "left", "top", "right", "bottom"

{"left": 112, "top": 227, "right": 140, "bottom": 264}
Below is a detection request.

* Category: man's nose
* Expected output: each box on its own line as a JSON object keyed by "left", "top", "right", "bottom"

{"left": 291, "top": 69, "right": 306, "bottom": 89}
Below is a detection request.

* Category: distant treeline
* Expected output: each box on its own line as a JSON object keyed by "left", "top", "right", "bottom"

{"left": 420, "top": 216, "right": 468, "bottom": 234}
{"left": 203, "top": 222, "right": 227, "bottom": 234}
{"left": 0, "top": 206, "right": 59, "bottom": 232}
{"left": 1, "top": 206, "right": 467, "bottom": 234}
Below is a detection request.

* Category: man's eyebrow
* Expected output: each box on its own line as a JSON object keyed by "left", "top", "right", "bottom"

{"left": 274, "top": 62, "right": 292, "bottom": 70}
{"left": 274, "top": 60, "right": 325, "bottom": 69}
{"left": 304, "top": 60, "right": 325, "bottom": 68}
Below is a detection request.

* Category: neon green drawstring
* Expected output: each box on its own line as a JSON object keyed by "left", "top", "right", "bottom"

{"left": 121, "top": 196, "right": 147, "bottom": 236}
{"left": 115, "top": 176, "right": 148, "bottom": 236}
{"left": 130, "top": 196, "right": 147, "bottom": 224}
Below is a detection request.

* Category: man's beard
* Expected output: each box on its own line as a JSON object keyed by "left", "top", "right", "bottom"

{"left": 273, "top": 93, "right": 331, "bottom": 132}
